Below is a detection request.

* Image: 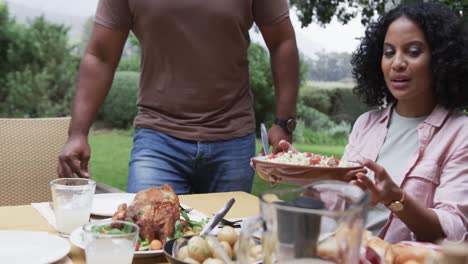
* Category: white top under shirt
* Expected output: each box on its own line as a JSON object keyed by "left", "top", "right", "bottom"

{"left": 365, "top": 109, "right": 427, "bottom": 234}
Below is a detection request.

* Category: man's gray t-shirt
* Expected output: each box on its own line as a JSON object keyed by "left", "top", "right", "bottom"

{"left": 95, "top": 0, "right": 289, "bottom": 141}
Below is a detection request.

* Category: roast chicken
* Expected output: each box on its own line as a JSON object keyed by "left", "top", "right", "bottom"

{"left": 112, "top": 184, "right": 180, "bottom": 242}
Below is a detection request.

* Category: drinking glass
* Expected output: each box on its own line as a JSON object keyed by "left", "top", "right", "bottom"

{"left": 238, "top": 180, "right": 368, "bottom": 264}
{"left": 83, "top": 220, "right": 139, "bottom": 264}
{"left": 50, "top": 178, "right": 96, "bottom": 237}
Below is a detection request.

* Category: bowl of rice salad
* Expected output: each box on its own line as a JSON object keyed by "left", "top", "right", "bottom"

{"left": 252, "top": 150, "right": 362, "bottom": 185}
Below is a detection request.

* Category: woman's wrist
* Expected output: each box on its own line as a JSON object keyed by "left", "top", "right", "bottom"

{"left": 384, "top": 187, "right": 405, "bottom": 206}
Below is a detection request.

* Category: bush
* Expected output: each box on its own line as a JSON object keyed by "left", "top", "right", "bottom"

{"left": 249, "top": 43, "right": 309, "bottom": 133}
{"left": 297, "top": 101, "right": 335, "bottom": 130}
{"left": 328, "top": 121, "right": 351, "bottom": 140}
{"left": 293, "top": 119, "right": 306, "bottom": 144}
{"left": 101, "top": 71, "right": 139, "bottom": 129}
{"left": 249, "top": 43, "right": 275, "bottom": 129}
{"left": 117, "top": 55, "right": 140, "bottom": 72}
{"left": 295, "top": 102, "right": 350, "bottom": 145}
{"left": 300, "top": 81, "right": 371, "bottom": 125}
{"left": 0, "top": 9, "right": 78, "bottom": 117}
{"left": 301, "top": 128, "right": 349, "bottom": 145}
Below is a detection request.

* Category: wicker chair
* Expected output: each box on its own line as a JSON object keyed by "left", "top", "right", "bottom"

{"left": 0, "top": 117, "right": 71, "bottom": 206}
{"left": 0, "top": 117, "right": 125, "bottom": 206}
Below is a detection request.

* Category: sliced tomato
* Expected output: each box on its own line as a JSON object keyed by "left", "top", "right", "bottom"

{"left": 327, "top": 157, "right": 340, "bottom": 167}
{"left": 309, "top": 155, "right": 321, "bottom": 165}
{"left": 135, "top": 241, "right": 140, "bottom": 251}
{"left": 305, "top": 152, "right": 312, "bottom": 158}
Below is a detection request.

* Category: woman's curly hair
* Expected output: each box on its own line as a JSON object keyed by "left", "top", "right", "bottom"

{"left": 351, "top": 2, "right": 468, "bottom": 111}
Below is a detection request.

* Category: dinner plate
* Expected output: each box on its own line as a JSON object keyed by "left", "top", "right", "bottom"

{"left": 0, "top": 230, "right": 71, "bottom": 263}
{"left": 252, "top": 155, "right": 362, "bottom": 185}
{"left": 91, "top": 193, "right": 136, "bottom": 217}
{"left": 70, "top": 207, "right": 208, "bottom": 258}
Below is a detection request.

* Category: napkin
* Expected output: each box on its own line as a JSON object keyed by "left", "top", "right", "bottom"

{"left": 31, "top": 202, "right": 57, "bottom": 230}
{"left": 54, "top": 256, "right": 73, "bottom": 264}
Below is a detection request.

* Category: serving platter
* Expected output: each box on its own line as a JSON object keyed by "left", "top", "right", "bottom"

{"left": 252, "top": 155, "right": 363, "bottom": 185}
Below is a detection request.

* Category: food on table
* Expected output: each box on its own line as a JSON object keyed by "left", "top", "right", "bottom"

{"left": 113, "top": 184, "right": 180, "bottom": 243}
{"left": 217, "top": 225, "right": 238, "bottom": 246}
{"left": 318, "top": 229, "right": 443, "bottom": 264}
{"left": 111, "top": 184, "right": 208, "bottom": 252}
{"left": 264, "top": 150, "right": 352, "bottom": 167}
{"left": 383, "top": 241, "right": 442, "bottom": 264}
{"left": 174, "top": 226, "right": 261, "bottom": 264}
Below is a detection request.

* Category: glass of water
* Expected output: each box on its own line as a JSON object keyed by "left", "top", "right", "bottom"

{"left": 50, "top": 178, "right": 96, "bottom": 237}
{"left": 83, "top": 219, "right": 140, "bottom": 264}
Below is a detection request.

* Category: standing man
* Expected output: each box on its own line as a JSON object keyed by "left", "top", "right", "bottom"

{"left": 58, "top": 0, "right": 299, "bottom": 194}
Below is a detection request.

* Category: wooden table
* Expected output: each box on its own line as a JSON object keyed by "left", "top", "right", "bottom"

{"left": 0, "top": 191, "right": 260, "bottom": 264}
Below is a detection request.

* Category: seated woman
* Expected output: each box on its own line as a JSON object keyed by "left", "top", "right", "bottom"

{"left": 342, "top": 2, "right": 468, "bottom": 243}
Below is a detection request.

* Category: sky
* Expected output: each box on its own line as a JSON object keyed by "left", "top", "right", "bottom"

{"left": 5, "top": 0, "right": 366, "bottom": 56}
{"left": 291, "top": 12, "right": 366, "bottom": 53}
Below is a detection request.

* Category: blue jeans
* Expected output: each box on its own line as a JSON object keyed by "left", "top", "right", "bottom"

{"left": 127, "top": 128, "right": 256, "bottom": 194}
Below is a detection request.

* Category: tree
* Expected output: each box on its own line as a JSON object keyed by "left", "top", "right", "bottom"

{"left": 290, "top": 0, "right": 467, "bottom": 27}
{"left": 117, "top": 34, "right": 141, "bottom": 72}
{"left": 0, "top": 4, "right": 78, "bottom": 117}
{"left": 76, "top": 16, "right": 94, "bottom": 56}
{"left": 249, "top": 43, "right": 309, "bottom": 129}
{"left": 0, "top": 2, "right": 14, "bottom": 104}
{"left": 306, "top": 52, "right": 352, "bottom": 82}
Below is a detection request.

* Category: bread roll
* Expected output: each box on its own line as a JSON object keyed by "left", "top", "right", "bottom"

{"left": 386, "top": 243, "right": 442, "bottom": 264}
{"left": 366, "top": 237, "right": 391, "bottom": 261}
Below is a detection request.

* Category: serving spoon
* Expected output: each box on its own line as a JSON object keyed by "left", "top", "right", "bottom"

{"left": 172, "top": 198, "right": 236, "bottom": 259}
{"left": 200, "top": 198, "right": 235, "bottom": 236}
{"left": 260, "top": 123, "right": 270, "bottom": 155}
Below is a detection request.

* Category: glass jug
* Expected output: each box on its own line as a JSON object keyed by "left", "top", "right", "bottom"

{"left": 238, "top": 180, "right": 368, "bottom": 264}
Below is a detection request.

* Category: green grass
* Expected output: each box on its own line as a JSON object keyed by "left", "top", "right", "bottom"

{"left": 89, "top": 130, "right": 133, "bottom": 191}
{"left": 303, "top": 80, "right": 353, "bottom": 91}
{"left": 88, "top": 130, "right": 345, "bottom": 195}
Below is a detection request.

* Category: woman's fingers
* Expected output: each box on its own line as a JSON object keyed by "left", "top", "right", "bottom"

{"left": 343, "top": 168, "right": 368, "bottom": 181}
{"left": 358, "top": 159, "right": 388, "bottom": 182}
{"left": 356, "top": 173, "right": 376, "bottom": 192}
{"left": 356, "top": 173, "right": 381, "bottom": 206}
{"left": 350, "top": 179, "right": 367, "bottom": 190}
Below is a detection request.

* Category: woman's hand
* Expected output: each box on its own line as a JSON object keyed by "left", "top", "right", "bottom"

{"left": 351, "top": 159, "right": 403, "bottom": 207}
{"left": 342, "top": 167, "right": 368, "bottom": 182}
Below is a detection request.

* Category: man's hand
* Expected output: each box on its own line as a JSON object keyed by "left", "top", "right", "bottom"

{"left": 351, "top": 159, "right": 403, "bottom": 206}
{"left": 268, "top": 125, "right": 292, "bottom": 153}
{"left": 58, "top": 135, "right": 91, "bottom": 178}
{"left": 277, "top": 139, "right": 298, "bottom": 153}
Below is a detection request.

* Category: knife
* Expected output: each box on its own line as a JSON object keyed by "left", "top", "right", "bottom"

{"left": 200, "top": 198, "right": 235, "bottom": 236}
{"left": 260, "top": 123, "right": 270, "bottom": 156}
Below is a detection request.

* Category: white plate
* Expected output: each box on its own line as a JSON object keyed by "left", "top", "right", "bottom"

{"left": 91, "top": 193, "right": 136, "bottom": 217}
{"left": 0, "top": 230, "right": 70, "bottom": 263}
{"left": 70, "top": 207, "right": 208, "bottom": 258}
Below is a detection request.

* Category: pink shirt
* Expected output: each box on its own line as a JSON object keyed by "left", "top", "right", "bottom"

{"left": 343, "top": 104, "right": 468, "bottom": 243}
